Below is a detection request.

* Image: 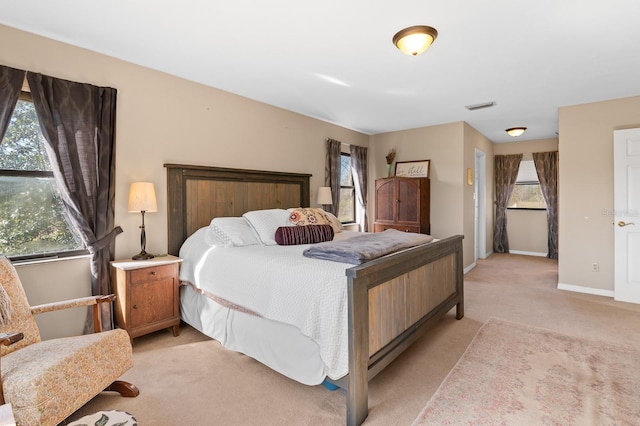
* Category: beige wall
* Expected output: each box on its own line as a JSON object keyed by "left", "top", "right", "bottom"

{"left": 13, "top": 256, "right": 92, "bottom": 339}
{"left": 463, "top": 123, "right": 494, "bottom": 263}
{"left": 369, "top": 122, "right": 464, "bottom": 237}
{"left": 505, "top": 210, "right": 548, "bottom": 254}
{"left": 0, "top": 24, "right": 368, "bottom": 260}
{"left": 558, "top": 95, "right": 640, "bottom": 294}
{"left": 1, "top": 24, "right": 368, "bottom": 337}
{"left": 494, "top": 138, "right": 559, "bottom": 255}
{"left": 370, "top": 121, "right": 492, "bottom": 268}
{"left": 493, "top": 138, "right": 559, "bottom": 156}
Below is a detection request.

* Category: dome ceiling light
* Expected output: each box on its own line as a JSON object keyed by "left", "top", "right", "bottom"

{"left": 393, "top": 25, "right": 438, "bottom": 56}
{"left": 506, "top": 127, "right": 527, "bottom": 137}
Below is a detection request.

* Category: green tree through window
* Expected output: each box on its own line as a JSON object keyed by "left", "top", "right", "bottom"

{"left": 0, "top": 97, "right": 83, "bottom": 259}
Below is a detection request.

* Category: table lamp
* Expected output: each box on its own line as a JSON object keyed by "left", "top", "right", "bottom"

{"left": 128, "top": 182, "right": 157, "bottom": 260}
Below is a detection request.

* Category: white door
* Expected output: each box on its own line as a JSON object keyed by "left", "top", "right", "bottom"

{"left": 614, "top": 128, "right": 640, "bottom": 304}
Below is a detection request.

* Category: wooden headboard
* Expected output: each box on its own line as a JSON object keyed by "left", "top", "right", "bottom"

{"left": 164, "top": 164, "right": 311, "bottom": 255}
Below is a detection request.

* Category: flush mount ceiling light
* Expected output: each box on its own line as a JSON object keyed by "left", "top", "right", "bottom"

{"left": 506, "top": 127, "right": 527, "bottom": 137}
{"left": 393, "top": 25, "right": 438, "bottom": 56}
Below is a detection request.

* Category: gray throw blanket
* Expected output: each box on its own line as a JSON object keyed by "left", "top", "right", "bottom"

{"left": 302, "top": 229, "right": 434, "bottom": 264}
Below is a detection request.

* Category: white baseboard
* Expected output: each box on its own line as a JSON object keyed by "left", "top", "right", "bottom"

{"left": 509, "top": 250, "right": 548, "bottom": 257}
{"left": 557, "top": 282, "right": 615, "bottom": 298}
{"left": 464, "top": 262, "right": 477, "bottom": 274}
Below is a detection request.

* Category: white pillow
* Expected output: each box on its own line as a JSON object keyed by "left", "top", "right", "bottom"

{"left": 242, "top": 209, "right": 291, "bottom": 245}
{"left": 208, "top": 217, "right": 261, "bottom": 246}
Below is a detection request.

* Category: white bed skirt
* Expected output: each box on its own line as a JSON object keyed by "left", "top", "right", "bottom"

{"left": 180, "top": 284, "right": 332, "bottom": 386}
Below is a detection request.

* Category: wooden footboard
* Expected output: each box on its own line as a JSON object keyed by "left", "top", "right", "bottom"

{"left": 331, "top": 235, "right": 464, "bottom": 426}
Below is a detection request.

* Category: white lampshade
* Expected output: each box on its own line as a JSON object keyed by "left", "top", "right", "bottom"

{"left": 317, "top": 187, "right": 333, "bottom": 205}
{"left": 128, "top": 182, "right": 158, "bottom": 212}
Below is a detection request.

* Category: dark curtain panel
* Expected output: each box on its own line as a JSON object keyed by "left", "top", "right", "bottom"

{"left": 27, "top": 72, "right": 121, "bottom": 330}
{"left": 493, "top": 154, "right": 522, "bottom": 253}
{"left": 533, "top": 151, "right": 559, "bottom": 259}
{"left": 349, "top": 144, "right": 368, "bottom": 232}
{"left": 325, "top": 138, "right": 342, "bottom": 216}
{"left": 0, "top": 65, "right": 26, "bottom": 141}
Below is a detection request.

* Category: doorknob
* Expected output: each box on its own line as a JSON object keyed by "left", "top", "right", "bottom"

{"left": 618, "top": 221, "right": 635, "bottom": 227}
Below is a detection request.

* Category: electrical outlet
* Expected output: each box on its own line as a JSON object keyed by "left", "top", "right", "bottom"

{"left": 591, "top": 262, "right": 599, "bottom": 272}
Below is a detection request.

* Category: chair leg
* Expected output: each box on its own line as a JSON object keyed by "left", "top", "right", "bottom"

{"left": 104, "top": 380, "right": 140, "bottom": 397}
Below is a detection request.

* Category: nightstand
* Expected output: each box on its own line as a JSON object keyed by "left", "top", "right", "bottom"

{"left": 111, "top": 255, "right": 182, "bottom": 340}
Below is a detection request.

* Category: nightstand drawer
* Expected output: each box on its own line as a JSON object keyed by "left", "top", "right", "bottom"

{"left": 129, "top": 263, "right": 176, "bottom": 284}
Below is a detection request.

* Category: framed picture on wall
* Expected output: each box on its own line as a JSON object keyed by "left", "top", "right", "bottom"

{"left": 394, "top": 160, "right": 430, "bottom": 178}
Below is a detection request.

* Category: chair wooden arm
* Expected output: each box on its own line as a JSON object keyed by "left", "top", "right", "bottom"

{"left": 30, "top": 294, "right": 116, "bottom": 315}
{"left": 0, "top": 332, "right": 24, "bottom": 405}
{"left": 30, "top": 294, "right": 116, "bottom": 333}
{"left": 0, "top": 332, "right": 24, "bottom": 348}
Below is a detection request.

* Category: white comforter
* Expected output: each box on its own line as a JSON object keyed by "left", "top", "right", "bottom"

{"left": 179, "top": 228, "right": 357, "bottom": 379}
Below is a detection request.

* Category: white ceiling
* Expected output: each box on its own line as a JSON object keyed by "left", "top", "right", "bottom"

{"left": 2, "top": 0, "right": 640, "bottom": 143}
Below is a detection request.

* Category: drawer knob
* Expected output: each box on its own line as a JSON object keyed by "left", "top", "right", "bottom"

{"left": 150, "top": 271, "right": 156, "bottom": 276}
{"left": 133, "top": 304, "right": 138, "bottom": 309}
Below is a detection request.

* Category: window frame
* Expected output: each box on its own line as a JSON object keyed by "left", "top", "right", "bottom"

{"left": 0, "top": 91, "right": 88, "bottom": 262}
{"left": 507, "top": 159, "right": 546, "bottom": 211}
{"left": 339, "top": 152, "right": 356, "bottom": 224}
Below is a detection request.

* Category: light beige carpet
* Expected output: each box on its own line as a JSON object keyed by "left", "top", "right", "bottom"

{"left": 412, "top": 317, "right": 640, "bottom": 426}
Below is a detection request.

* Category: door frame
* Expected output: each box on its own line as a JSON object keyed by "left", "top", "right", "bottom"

{"left": 475, "top": 148, "right": 487, "bottom": 261}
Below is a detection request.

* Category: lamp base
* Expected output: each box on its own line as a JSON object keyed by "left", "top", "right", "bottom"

{"left": 132, "top": 251, "right": 155, "bottom": 260}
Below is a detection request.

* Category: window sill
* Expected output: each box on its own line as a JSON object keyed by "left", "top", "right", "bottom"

{"left": 10, "top": 252, "right": 91, "bottom": 266}
{"left": 342, "top": 223, "right": 360, "bottom": 232}
{"left": 507, "top": 207, "right": 546, "bottom": 211}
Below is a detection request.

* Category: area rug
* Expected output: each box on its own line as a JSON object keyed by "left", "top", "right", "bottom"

{"left": 412, "top": 317, "right": 640, "bottom": 425}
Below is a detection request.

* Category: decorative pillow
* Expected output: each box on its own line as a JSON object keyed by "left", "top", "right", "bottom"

{"left": 275, "top": 224, "right": 334, "bottom": 245}
{"left": 242, "top": 209, "right": 291, "bottom": 245}
{"left": 208, "top": 217, "right": 261, "bottom": 246}
{"left": 289, "top": 207, "right": 344, "bottom": 234}
{"left": 288, "top": 208, "right": 331, "bottom": 227}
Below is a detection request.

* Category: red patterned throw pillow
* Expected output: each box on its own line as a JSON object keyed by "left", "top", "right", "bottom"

{"left": 275, "top": 224, "right": 334, "bottom": 245}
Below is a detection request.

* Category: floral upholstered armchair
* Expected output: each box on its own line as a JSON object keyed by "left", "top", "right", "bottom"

{"left": 0, "top": 256, "right": 139, "bottom": 426}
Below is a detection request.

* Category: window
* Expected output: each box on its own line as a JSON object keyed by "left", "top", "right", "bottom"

{"left": 507, "top": 159, "right": 546, "bottom": 209}
{"left": 0, "top": 94, "right": 84, "bottom": 260}
{"left": 338, "top": 153, "right": 355, "bottom": 223}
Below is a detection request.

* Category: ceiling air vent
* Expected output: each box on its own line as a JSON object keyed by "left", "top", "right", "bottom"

{"left": 464, "top": 101, "right": 496, "bottom": 111}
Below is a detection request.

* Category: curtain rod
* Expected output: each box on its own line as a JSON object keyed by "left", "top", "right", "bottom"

{"left": 496, "top": 150, "right": 558, "bottom": 156}
{"left": 326, "top": 137, "right": 348, "bottom": 145}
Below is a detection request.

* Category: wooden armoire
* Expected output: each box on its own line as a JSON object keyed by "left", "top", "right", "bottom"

{"left": 373, "top": 177, "right": 430, "bottom": 234}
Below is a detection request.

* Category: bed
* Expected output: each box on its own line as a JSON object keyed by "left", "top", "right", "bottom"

{"left": 165, "top": 163, "right": 464, "bottom": 426}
